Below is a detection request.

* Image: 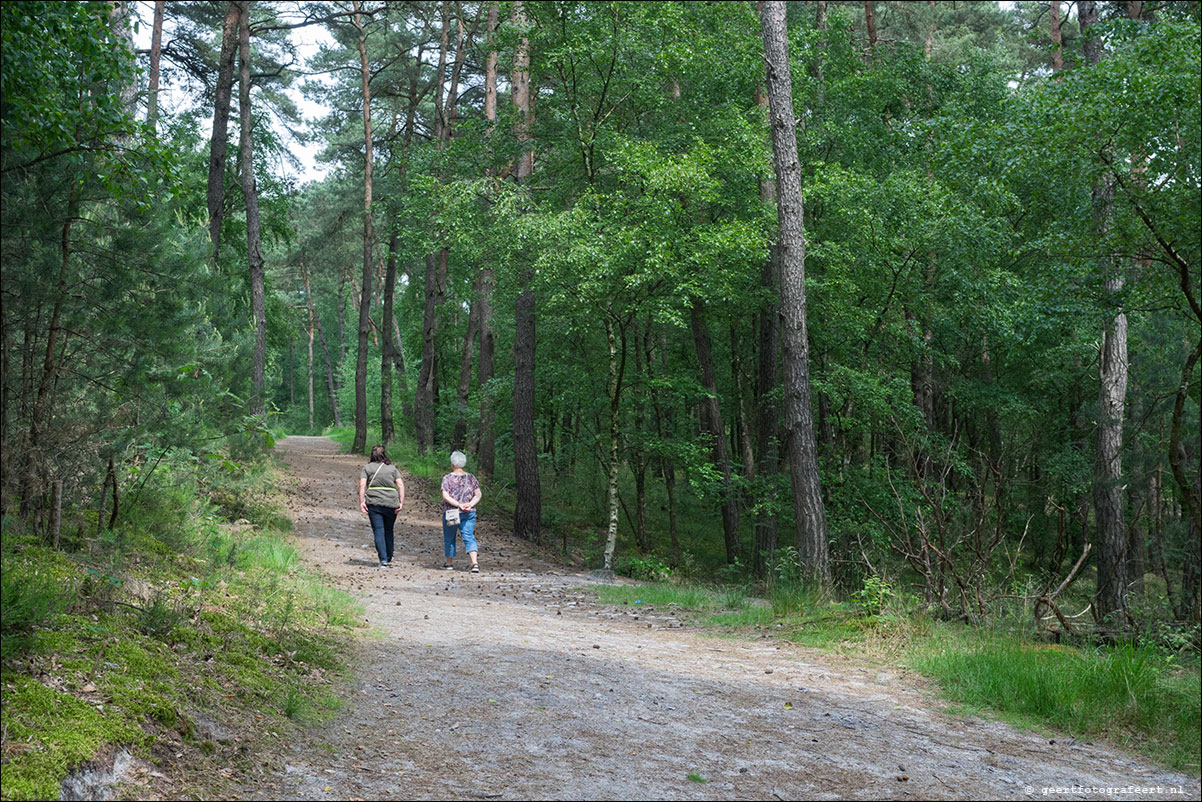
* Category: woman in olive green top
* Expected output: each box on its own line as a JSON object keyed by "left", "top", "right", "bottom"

{"left": 359, "top": 445, "right": 405, "bottom": 567}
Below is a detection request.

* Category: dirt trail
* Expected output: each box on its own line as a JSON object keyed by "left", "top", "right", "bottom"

{"left": 240, "top": 436, "right": 1198, "bottom": 801}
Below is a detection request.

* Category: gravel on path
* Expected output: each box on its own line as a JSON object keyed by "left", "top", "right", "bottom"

{"left": 237, "top": 436, "right": 1199, "bottom": 801}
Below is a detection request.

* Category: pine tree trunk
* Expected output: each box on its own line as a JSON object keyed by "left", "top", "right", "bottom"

{"left": 1082, "top": 0, "right": 1130, "bottom": 626}
{"left": 107, "top": 2, "right": 138, "bottom": 120}
{"left": 304, "top": 265, "right": 316, "bottom": 431}
{"left": 208, "top": 1, "right": 240, "bottom": 258}
{"left": 381, "top": 233, "right": 399, "bottom": 444}
{"left": 475, "top": 2, "right": 499, "bottom": 478}
{"left": 337, "top": 274, "right": 347, "bottom": 367}
{"left": 317, "top": 313, "right": 341, "bottom": 427}
{"left": 761, "top": 0, "right": 830, "bottom": 583}
{"left": 237, "top": 2, "right": 266, "bottom": 418}
{"left": 416, "top": 254, "right": 438, "bottom": 454}
{"left": 812, "top": 2, "right": 827, "bottom": 106}
{"left": 754, "top": 141, "right": 781, "bottom": 577}
{"left": 690, "top": 301, "right": 740, "bottom": 565}
{"left": 286, "top": 340, "right": 295, "bottom": 408}
{"left": 864, "top": 1, "right": 878, "bottom": 51}
{"left": 351, "top": 0, "right": 375, "bottom": 455}
{"left": 1050, "top": 1, "right": 1064, "bottom": 76}
{"left": 602, "top": 317, "right": 623, "bottom": 571}
{"left": 650, "top": 333, "right": 679, "bottom": 566}
{"left": 511, "top": 0, "right": 541, "bottom": 542}
{"left": 147, "top": 0, "right": 165, "bottom": 130}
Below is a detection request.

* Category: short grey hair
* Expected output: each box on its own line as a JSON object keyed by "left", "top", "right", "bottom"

{"left": 450, "top": 450, "right": 467, "bottom": 468}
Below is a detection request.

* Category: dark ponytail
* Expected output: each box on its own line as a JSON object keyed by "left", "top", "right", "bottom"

{"left": 369, "top": 445, "right": 391, "bottom": 465}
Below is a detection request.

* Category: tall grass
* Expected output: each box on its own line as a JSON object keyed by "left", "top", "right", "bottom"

{"left": 596, "top": 583, "right": 729, "bottom": 611}
{"left": 913, "top": 629, "right": 1201, "bottom": 772}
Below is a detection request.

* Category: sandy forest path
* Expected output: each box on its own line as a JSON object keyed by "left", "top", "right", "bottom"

{"left": 240, "top": 436, "right": 1197, "bottom": 801}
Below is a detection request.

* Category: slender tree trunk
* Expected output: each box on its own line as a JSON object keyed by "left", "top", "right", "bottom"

{"left": 690, "top": 301, "right": 740, "bottom": 565}
{"left": 286, "top": 340, "right": 295, "bottom": 407}
{"left": 813, "top": 2, "right": 827, "bottom": 107}
{"left": 475, "top": 1, "right": 499, "bottom": 478}
{"left": 237, "top": 1, "right": 266, "bottom": 418}
{"left": 381, "top": 233, "right": 399, "bottom": 444}
{"left": 208, "top": 1, "right": 240, "bottom": 258}
{"left": 51, "top": 480, "right": 63, "bottom": 550}
{"left": 602, "top": 316, "right": 624, "bottom": 571}
{"left": 416, "top": 253, "right": 439, "bottom": 453}
{"left": 732, "top": 324, "right": 756, "bottom": 482}
{"left": 107, "top": 2, "right": 138, "bottom": 119}
{"left": 337, "top": 273, "right": 347, "bottom": 367}
{"left": 303, "top": 264, "right": 316, "bottom": 431}
{"left": 147, "top": 0, "right": 165, "bottom": 130}
{"left": 1170, "top": 340, "right": 1202, "bottom": 532}
{"left": 317, "top": 313, "right": 341, "bottom": 427}
{"left": 633, "top": 327, "right": 650, "bottom": 553}
{"left": 1082, "top": 0, "right": 1130, "bottom": 627}
{"left": 754, "top": 103, "right": 781, "bottom": 575}
{"left": 351, "top": 0, "right": 375, "bottom": 454}
{"left": 512, "top": 0, "right": 540, "bottom": 541}
{"left": 484, "top": 3, "right": 499, "bottom": 125}
{"left": 451, "top": 278, "right": 481, "bottom": 450}
{"left": 924, "top": 0, "right": 937, "bottom": 59}
{"left": 432, "top": 1, "right": 450, "bottom": 141}
{"left": 761, "top": 0, "right": 830, "bottom": 583}
{"left": 23, "top": 207, "right": 75, "bottom": 519}
{"left": 865, "top": 1, "right": 878, "bottom": 51}
{"left": 1181, "top": 512, "right": 1201, "bottom": 624}
{"left": 1050, "top": 1, "right": 1064, "bottom": 77}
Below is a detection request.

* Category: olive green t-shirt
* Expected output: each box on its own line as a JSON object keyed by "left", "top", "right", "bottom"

{"left": 361, "top": 462, "right": 401, "bottom": 507}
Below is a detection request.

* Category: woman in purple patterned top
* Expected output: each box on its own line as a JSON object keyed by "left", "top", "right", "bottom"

{"left": 440, "top": 450, "right": 482, "bottom": 572}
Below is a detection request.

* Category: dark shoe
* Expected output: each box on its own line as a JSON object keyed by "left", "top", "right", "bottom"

{"left": 380, "top": 560, "right": 390, "bottom": 567}
{"left": 442, "top": 564, "right": 455, "bottom": 570}
{"left": 470, "top": 564, "right": 480, "bottom": 573}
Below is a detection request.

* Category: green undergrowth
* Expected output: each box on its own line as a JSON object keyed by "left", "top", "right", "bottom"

{"left": 912, "top": 629, "right": 1201, "bottom": 774}
{"left": 0, "top": 455, "right": 363, "bottom": 801}
{"left": 592, "top": 579, "right": 1201, "bottom": 774}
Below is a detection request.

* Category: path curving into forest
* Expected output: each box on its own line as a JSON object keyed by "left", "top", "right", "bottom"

{"left": 240, "top": 436, "right": 1198, "bottom": 801}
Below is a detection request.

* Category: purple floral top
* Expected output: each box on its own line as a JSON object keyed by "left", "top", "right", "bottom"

{"left": 441, "top": 472, "right": 480, "bottom": 512}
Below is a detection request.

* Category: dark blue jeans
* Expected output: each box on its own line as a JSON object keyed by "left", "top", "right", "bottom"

{"left": 366, "top": 504, "right": 397, "bottom": 563}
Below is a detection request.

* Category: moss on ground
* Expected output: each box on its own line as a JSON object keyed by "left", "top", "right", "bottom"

{"left": 0, "top": 456, "right": 362, "bottom": 801}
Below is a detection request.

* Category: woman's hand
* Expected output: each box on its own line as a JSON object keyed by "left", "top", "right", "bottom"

{"left": 360, "top": 500, "right": 368, "bottom": 514}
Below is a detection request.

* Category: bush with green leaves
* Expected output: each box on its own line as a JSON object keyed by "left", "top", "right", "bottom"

{"left": 615, "top": 554, "right": 673, "bottom": 582}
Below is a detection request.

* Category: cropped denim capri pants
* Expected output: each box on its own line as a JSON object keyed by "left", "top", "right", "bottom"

{"left": 443, "top": 510, "right": 477, "bottom": 557}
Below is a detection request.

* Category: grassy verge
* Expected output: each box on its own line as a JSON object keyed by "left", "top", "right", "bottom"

{"left": 0, "top": 456, "right": 363, "bottom": 801}
{"left": 592, "top": 580, "right": 1201, "bottom": 774}
{"left": 912, "top": 628, "right": 1201, "bottom": 773}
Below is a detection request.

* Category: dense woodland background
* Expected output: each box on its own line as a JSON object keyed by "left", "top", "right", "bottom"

{"left": 3, "top": 0, "right": 1200, "bottom": 640}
